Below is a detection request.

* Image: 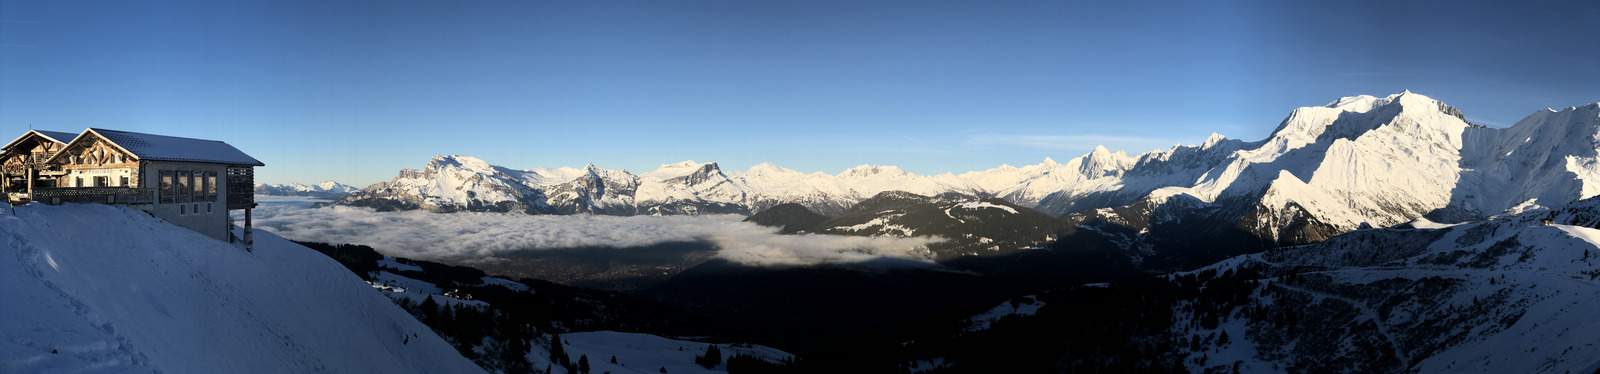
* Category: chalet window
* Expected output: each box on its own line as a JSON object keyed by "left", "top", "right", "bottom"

{"left": 75, "top": 177, "right": 83, "bottom": 187}
{"left": 94, "top": 176, "right": 108, "bottom": 187}
{"left": 180, "top": 204, "right": 186, "bottom": 215}
{"left": 206, "top": 172, "right": 217, "bottom": 201}
{"left": 192, "top": 172, "right": 204, "bottom": 200}
{"left": 160, "top": 171, "right": 174, "bottom": 203}
{"left": 120, "top": 176, "right": 129, "bottom": 187}
{"left": 177, "top": 171, "right": 191, "bottom": 203}
{"left": 207, "top": 202, "right": 212, "bottom": 213}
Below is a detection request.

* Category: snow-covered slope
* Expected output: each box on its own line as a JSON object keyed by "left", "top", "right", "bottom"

{"left": 561, "top": 331, "right": 793, "bottom": 374}
{"left": 909, "top": 198, "right": 1600, "bottom": 373}
{"left": 0, "top": 203, "right": 483, "bottom": 373}
{"left": 1159, "top": 200, "right": 1600, "bottom": 373}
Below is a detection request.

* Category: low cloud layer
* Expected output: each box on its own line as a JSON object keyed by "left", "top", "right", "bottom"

{"left": 242, "top": 198, "right": 940, "bottom": 266}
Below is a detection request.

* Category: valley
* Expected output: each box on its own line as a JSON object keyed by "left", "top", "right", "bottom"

{"left": 237, "top": 93, "right": 1600, "bottom": 371}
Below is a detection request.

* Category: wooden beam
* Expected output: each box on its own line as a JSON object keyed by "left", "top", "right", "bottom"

{"left": 60, "top": 162, "right": 138, "bottom": 170}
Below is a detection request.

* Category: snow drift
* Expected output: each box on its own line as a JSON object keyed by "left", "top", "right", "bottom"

{"left": 0, "top": 203, "right": 484, "bottom": 373}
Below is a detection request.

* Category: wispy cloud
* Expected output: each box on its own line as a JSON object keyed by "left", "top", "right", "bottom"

{"left": 968, "top": 134, "right": 1183, "bottom": 154}
{"left": 241, "top": 199, "right": 941, "bottom": 266}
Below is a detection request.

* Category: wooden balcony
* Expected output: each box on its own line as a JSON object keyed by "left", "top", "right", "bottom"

{"left": 227, "top": 166, "right": 256, "bottom": 209}
{"left": 31, "top": 187, "right": 155, "bottom": 205}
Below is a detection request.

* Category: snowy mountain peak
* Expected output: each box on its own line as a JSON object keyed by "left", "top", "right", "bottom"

{"left": 429, "top": 154, "right": 495, "bottom": 173}
{"left": 841, "top": 164, "right": 908, "bottom": 178}
{"left": 315, "top": 180, "right": 352, "bottom": 191}
{"left": 1042, "top": 157, "right": 1057, "bottom": 165}
{"left": 1271, "top": 90, "right": 1468, "bottom": 148}
{"left": 1322, "top": 90, "right": 1441, "bottom": 114}
{"left": 1075, "top": 145, "right": 1132, "bottom": 178}
{"left": 643, "top": 160, "right": 709, "bottom": 179}
{"left": 1201, "top": 132, "right": 1227, "bottom": 148}
{"left": 668, "top": 162, "right": 725, "bottom": 183}
{"left": 1324, "top": 94, "right": 1383, "bottom": 111}
{"left": 745, "top": 162, "right": 798, "bottom": 176}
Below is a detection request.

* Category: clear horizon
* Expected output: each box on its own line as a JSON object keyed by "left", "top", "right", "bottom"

{"left": 3, "top": 1, "right": 1597, "bottom": 186}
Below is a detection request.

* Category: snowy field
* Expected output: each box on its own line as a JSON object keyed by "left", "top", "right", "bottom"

{"left": 0, "top": 203, "right": 484, "bottom": 373}
{"left": 560, "top": 331, "right": 792, "bottom": 374}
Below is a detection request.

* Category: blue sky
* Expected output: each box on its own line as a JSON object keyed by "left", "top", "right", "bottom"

{"left": 2, "top": 1, "right": 1596, "bottom": 186}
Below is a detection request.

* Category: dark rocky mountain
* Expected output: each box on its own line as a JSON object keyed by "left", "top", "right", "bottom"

{"left": 743, "top": 203, "right": 831, "bottom": 234}
{"left": 804, "top": 191, "right": 1073, "bottom": 261}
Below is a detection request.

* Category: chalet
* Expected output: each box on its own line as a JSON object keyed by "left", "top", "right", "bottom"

{"left": 1, "top": 130, "right": 77, "bottom": 193}
{"left": 1, "top": 128, "right": 263, "bottom": 249}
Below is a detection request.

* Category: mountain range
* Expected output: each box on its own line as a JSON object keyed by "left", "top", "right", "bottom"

{"left": 334, "top": 91, "right": 1600, "bottom": 265}
{"left": 255, "top": 180, "right": 361, "bottom": 198}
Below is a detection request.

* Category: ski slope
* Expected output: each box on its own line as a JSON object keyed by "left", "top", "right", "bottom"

{"left": 0, "top": 203, "right": 484, "bottom": 373}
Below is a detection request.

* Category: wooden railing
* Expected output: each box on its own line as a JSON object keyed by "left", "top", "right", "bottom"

{"left": 31, "top": 187, "right": 155, "bottom": 205}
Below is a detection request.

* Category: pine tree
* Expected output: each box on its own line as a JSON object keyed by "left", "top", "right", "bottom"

{"left": 1218, "top": 331, "right": 1230, "bottom": 346}
{"left": 578, "top": 354, "right": 590, "bottom": 374}
{"left": 420, "top": 295, "right": 439, "bottom": 325}
{"left": 550, "top": 334, "right": 567, "bottom": 366}
{"left": 697, "top": 344, "right": 723, "bottom": 368}
{"left": 610, "top": 355, "right": 618, "bottom": 364}
{"left": 660, "top": 366, "right": 668, "bottom": 373}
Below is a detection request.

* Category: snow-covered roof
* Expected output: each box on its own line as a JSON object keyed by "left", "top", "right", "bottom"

{"left": 2, "top": 129, "right": 78, "bottom": 151}
{"left": 48, "top": 128, "right": 265, "bottom": 166}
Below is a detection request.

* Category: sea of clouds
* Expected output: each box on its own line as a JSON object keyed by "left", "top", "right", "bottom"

{"left": 242, "top": 197, "right": 941, "bottom": 266}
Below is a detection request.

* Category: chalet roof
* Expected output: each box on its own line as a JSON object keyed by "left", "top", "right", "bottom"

{"left": 47, "top": 128, "right": 265, "bottom": 166}
{"left": 2, "top": 130, "right": 78, "bottom": 151}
